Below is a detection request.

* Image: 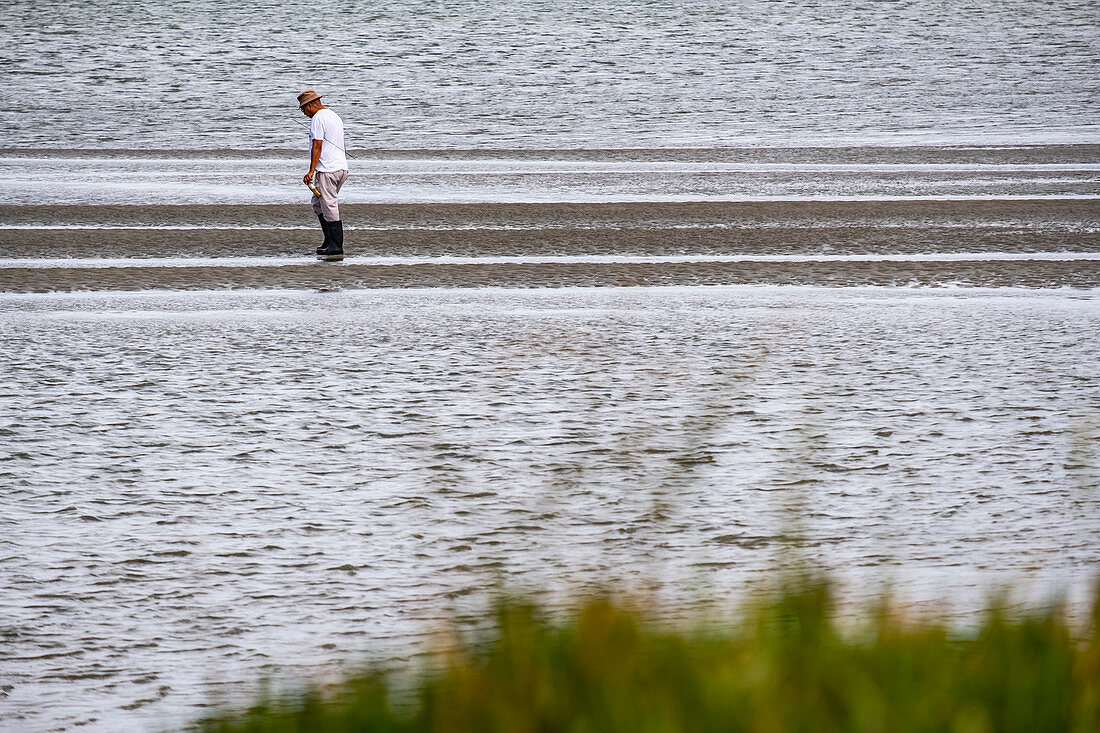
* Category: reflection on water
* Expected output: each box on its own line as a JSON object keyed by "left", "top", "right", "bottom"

{"left": 1, "top": 286, "right": 1098, "bottom": 730}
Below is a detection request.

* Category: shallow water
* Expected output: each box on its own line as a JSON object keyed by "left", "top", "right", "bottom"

{"left": 2, "top": 1, "right": 1099, "bottom": 729}
{"left": 1, "top": 286, "right": 1098, "bottom": 731}
{"left": 3, "top": 148, "right": 1099, "bottom": 206}
{"left": 3, "top": 1, "right": 1098, "bottom": 149}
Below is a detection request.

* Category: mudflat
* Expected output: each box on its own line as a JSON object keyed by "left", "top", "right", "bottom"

{"left": 1, "top": 199, "right": 1097, "bottom": 291}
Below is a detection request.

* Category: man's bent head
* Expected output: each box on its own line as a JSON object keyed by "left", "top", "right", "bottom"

{"left": 297, "top": 90, "right": 324, "bottom": 117}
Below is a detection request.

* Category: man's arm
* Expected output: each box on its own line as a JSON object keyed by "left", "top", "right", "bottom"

{"left": 304, "top": 139, "right": 323, "bottom": 184}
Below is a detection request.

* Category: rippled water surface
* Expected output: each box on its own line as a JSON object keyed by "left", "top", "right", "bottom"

{"left": 4, "top": 151, "right": 1100, "bottom": 206}
{"left": 2, "top": 1, "right": 1100, "bottom": 730}
{"left": 2, "top": 287, "right": 1098, "bottom": 731}
{"left": 3, "top": 0, "right": 1098, "bottom": 149}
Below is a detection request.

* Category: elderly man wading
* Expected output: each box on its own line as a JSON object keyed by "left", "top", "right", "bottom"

{"left": 298, "top": 90, "right": 348, "bottom": 259}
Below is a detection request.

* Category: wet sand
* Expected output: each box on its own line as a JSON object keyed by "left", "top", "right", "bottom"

{"left": 4, "top": 199, "right": 1098, "bottom": 231}
{"left": 2, "top": 199, "right": 1097, "bottom": 291}
{"left": 4, "top": 259, "right": 1098, "bottom": 292}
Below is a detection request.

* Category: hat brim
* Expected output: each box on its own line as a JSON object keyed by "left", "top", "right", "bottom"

{"left": 298, "top": 95, "right": 322, "bottom": 108}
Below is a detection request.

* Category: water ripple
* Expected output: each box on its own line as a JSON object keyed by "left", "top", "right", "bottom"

{"left": 0, "top": 286, "right": 1098, "bottom": 731}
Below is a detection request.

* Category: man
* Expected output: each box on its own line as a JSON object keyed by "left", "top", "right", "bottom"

{"left": 298, "top": 90, "right": 348, "bottom": 257}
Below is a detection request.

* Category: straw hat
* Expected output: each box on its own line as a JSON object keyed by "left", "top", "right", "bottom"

{"left": 297, "top": 90, "right": 322, "bottom": 108}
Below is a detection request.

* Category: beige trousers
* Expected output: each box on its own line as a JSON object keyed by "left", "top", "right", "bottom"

{"left": 310, "top": 169, "right": 349, "bottom": 221}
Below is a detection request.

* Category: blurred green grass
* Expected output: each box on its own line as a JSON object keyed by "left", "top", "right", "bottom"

{"left": 197, "top": 575, "right": 1100, "bottom": 733}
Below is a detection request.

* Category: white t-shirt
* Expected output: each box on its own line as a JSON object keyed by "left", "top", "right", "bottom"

{"left": 309, "top": 108, "right": 348, "bottom": 172}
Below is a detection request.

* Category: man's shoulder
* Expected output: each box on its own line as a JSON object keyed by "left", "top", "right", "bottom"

{"left": 317, "top": 108, "right": 342, "bottom": 124}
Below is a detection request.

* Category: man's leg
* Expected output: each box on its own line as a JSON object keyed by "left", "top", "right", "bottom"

{"left": 311, "top": 195, "right": 330, "bottom": 254}
{"left": 315, "top": 214, "right": 331, "bottom": 254}
{"left": 314, "top": 171, "right": 347, "bottom": 255}
{"left": 327, "top": 219, "right": 343, "bottom": 253}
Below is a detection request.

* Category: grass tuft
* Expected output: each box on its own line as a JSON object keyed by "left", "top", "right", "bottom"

{"left": 197, "top": 575, "right": 1100, "bottom": 732}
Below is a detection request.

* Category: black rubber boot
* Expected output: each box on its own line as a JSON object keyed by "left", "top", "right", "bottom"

{"left": 319, "top": 220, "right": 343, "bottom": 256}
{"left": 315, "top": 214, "right": 330, "bottom": 255}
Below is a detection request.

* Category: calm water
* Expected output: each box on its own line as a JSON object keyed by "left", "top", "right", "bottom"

{"left": 3, "top": 0, "right": 1098, "bottom": 150}
{"left": 2, "top": 287, "right": 1099, "bottom": 731}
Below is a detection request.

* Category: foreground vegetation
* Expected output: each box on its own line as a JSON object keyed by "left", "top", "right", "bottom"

{"left": 198, "top": 576, "right": 1100, "bottom": 732}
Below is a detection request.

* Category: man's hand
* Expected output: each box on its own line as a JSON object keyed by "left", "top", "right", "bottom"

{"left": 305, "top": 139, "right": 323, "bottom": 186}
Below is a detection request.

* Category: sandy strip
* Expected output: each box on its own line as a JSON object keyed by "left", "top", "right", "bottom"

{"left": 5, "top": 225, "right": 1100, "bottom": 260}
{"left": 3, "top": 260, "right": 1098, "bottom": 293}
{"left": 2, "top": 199, "right": 1098, "bottom": 228}
{"left": 1, "top": 200, "right": 1097, "bottom": 259}
{"left": 4, "top": 253, "right": 1099, "bottom": 270}
{"left": 4, "top": 227, "right": 1100, "bottom": 260}
{"left": 2, "top": 199, "right": 1096, "bottom": 290}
